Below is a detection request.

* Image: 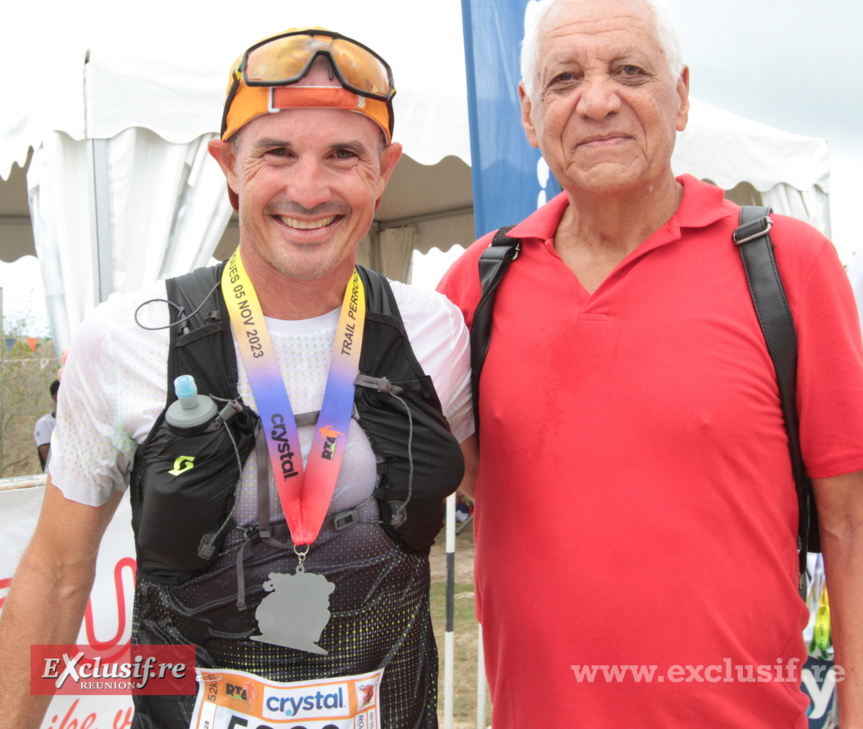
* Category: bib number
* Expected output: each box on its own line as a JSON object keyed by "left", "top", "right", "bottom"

{"left": 190, "top": 666, "right": 383, "bottom": 729}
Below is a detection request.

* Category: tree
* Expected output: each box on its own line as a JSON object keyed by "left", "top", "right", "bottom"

{"left": 0, "top": 325, "right": 59, "bottom": 478}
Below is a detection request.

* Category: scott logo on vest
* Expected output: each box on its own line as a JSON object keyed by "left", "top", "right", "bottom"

{"left": 270, "top": 414, "right": 298, "bottom": 479}
{"left": 319, "top": 425, "right": 344, "bottom": 462}
{"left": 168, "top": 456, "right": 195, "bottom": 476}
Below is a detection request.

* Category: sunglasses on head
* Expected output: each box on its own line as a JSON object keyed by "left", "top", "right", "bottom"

{"left": 221, "top": 29, "right": 396, "bottom": 138}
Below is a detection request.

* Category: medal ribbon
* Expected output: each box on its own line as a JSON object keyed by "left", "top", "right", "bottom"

{"left": 221, "top": 249, "right": 365, "bottom": 545}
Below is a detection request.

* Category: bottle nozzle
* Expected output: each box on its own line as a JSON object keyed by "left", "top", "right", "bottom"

{"left": 167, "top": 374, "right": 218, "bottom": 431}
{"left": 174, "top": 375, "right": 199, "bottom": 410}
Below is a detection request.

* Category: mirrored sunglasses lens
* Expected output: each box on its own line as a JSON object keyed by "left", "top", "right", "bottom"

{"left": 245, "top": 35, "right": 316, "bottom": 83}
{"left": 245, "top": 34, "right": 392, "bottom": 97}
{"left": 331, "top": 40, "right": 391, "bottom": 96}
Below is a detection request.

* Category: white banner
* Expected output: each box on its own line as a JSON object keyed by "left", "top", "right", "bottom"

{"left": 0, "top": 484, "right": 135, "bottom": 728}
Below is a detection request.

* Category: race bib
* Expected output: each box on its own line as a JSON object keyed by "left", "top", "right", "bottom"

{"left": 190, "top": 666, "right": 384, "bottom": 729}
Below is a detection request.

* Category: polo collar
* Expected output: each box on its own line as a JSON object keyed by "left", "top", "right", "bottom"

{"left": 506, "top": 174, "right": 733, "bottom": 246}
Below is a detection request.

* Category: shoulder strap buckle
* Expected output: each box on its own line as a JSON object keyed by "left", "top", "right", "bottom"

{"left": 490, "top": 225, "right": 521, "bottom": 259}
{"left": 333, "top": 509, "right": 359, "bottom": 531}
{"left": 733, "top": 215, "right": 773, "bottom": 245}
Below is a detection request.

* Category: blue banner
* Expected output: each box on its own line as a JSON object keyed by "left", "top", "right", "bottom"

{"left": 461, "top": 0, "right": 561, "bottom": 240}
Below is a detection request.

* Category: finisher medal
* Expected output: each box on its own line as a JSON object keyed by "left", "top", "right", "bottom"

{"left": 222, "top": 250, "right": 365, "bottom": 653}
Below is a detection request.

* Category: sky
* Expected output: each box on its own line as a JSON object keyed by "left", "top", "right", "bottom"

{"left": 667, "top": 0, "right": 863, "bottom": 268}
{"left": 670, "top": 0, "right": 863, "bottom": 154}
{"left": 0, "top": 257, "right": 48, "bottom": 337}
{"left": 2, "top": 0, "right": 862, "bottom": 331}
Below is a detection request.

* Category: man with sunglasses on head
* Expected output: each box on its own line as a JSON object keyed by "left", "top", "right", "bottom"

{"left": 0, "top": 29, "right": 475, "bottom": 729}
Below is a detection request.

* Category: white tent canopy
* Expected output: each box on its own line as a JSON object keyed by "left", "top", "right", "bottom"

{"left": 1, "top": 72, "right": 473, "bottom": 349}
{"left": 673, "top": 98, "right": 831, "bottom": 234}
{"left": 0, "top": 0, "right": 830, "bottom": 352}
{"left": 0, "top": 0, "right": 476, "bottom": 352}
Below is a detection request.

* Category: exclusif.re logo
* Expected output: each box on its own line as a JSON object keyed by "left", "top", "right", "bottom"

{"left": 30, "top": 644, "right": 196, "bottom": 696}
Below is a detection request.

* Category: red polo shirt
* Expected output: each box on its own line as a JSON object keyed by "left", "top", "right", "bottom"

{"left": 439, "top": 175, "right": 863, "bottom": 728}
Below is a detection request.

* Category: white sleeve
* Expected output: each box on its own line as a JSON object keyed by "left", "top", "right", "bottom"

{"left": 49, "top": 286, "right": 170, "bottom": 506}
{"left": 390, "top": 281, "right": 475, "bottom": 443}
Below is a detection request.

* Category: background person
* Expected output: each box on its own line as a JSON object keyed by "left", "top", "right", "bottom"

{"left": 33, "top": 379, "right": 59, "bottom": 472}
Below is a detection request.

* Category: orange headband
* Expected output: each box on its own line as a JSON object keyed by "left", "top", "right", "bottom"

{"left": 222, "top": 82, "right": 392, "bottom": 143}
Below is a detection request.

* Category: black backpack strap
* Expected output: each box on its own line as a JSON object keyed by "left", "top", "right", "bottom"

{"left": 734, "top": 206, "right": 815, "bottom": 591}
{"left": 131, "top": 263, "right": 259, "bottom": 583}
{"left": 354, "top": 264, "right": 464, "bottom": 552}
{"left": 357, "top": 264, "right": 431, "bottom": 384}
{"left": 470, "top": 226, "right": 521, "bottom": 430}
{"left": 165, "top": 261, "right": 239, "bottom": 403}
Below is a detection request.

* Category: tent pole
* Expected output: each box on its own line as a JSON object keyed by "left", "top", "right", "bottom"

{"left": 444, "top": 493, "right": 456, "bottom": 729}
{"left": 823, "top": 193, "right": 833, "bottom": 240}
{"left": 91, "top": 139, "right": 113, "bottom": 303}
{"left": 369, "top": 223, "right": 382, "bottom": 272}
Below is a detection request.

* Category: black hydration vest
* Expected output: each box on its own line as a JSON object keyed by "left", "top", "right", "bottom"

{"left": 129, "top": 262, "right": 465, "bottom": 585}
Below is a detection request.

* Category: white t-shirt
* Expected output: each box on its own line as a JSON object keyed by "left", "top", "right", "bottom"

{"left": 33, "top": 412, "right": 56, "bottom": 447}
{"left": 50, "top": 274, "right": 473, "bottom": 523}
